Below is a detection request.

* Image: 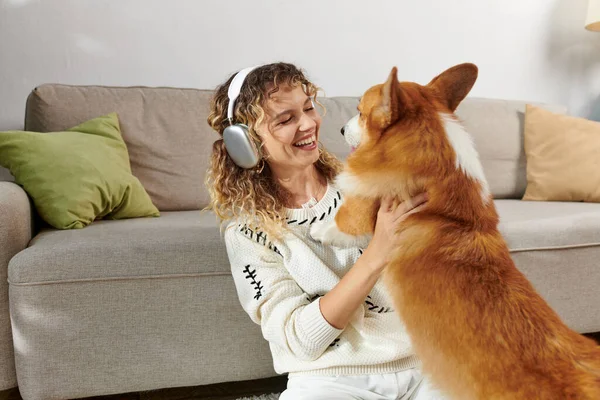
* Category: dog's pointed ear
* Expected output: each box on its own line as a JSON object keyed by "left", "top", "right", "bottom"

{"left": 373, "top": 67, "right": 403, "bottom": 128}
{"left": 427, "top": 63, "right": 478, "bottom": 112}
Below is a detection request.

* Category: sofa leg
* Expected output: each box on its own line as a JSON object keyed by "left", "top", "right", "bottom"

{"left": 584, "top": 331, "right": 600, "bottom": 344}
{"left": 0, "top": 387, "right": 21, "bottom": 400}
{"left": 0, "top": 375, "right": 288, "bottom": 400}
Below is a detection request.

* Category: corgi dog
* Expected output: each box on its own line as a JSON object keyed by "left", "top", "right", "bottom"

{"left": 311, "top": 64, "right": 600, "bottom": 399}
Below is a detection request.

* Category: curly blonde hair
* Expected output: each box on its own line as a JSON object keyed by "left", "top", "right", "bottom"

{"left": 205, "top": 62, "right": 342, "bottom": 238}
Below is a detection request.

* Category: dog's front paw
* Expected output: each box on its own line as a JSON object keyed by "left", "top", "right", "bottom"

{"left": 310, "top": 220, "right": 371, "bottom": 248}
{"left": 309, "top": 220, "right": 338, "bottom": 245}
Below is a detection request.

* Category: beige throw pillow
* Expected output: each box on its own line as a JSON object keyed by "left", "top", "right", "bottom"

{"left": 523, "top": 104, "right": 600, "bottom": 202}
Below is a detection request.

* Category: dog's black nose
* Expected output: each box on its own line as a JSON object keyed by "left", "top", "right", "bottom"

{"left": 341, "top": 126, "right": 345, "bottom": 136}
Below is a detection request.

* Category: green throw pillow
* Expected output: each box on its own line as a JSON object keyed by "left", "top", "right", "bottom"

{"left": 0, "top": 113, "right": 160, "bottom": 229}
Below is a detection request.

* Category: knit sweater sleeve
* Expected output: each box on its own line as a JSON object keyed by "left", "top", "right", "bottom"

{"left": 224, "top": 224, "right": 342, "bottom": 361}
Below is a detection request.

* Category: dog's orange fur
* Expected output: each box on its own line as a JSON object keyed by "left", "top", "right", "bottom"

{"left": 332, "top": 64, "right": 600, "bottom": 399}
{"left": 334, "top": 195, "right": 379, "bottom": 236}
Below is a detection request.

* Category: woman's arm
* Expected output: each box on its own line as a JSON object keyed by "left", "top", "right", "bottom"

{"left": 224, "top": 224, "right": 342, "bottom": 362}
{"left": 319, "top": 250, "right": 382, "bottom": 329}
{"left": 319, "top": 193, "right": 428, "bottom": 329}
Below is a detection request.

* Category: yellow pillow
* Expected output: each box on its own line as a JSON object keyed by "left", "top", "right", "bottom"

{"left": 523, "top": 104, "right": 600, "bottom": 202}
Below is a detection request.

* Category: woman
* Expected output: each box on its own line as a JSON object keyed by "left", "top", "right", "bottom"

{"left": 206, "top": 62, "right": 442, "bottom": 399}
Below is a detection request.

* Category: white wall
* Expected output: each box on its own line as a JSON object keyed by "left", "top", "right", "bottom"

{"left": 1, "top": 0, "right": 600, "bottom": 131}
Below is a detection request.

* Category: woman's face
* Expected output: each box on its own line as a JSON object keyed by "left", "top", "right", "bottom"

{"left": 256, "top": 84, "right": 322, "bottom": 173}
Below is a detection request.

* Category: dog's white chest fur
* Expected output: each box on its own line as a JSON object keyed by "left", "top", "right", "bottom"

{"left": 310, "top": 220, "right": 372, "bottom": 248}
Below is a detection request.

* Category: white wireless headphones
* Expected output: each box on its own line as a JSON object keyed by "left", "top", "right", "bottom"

{"left": 222, "top": 65, "right": 261, "bottom": 169}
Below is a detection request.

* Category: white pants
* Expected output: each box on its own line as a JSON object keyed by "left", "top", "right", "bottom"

{"left": 279, "top": 368, "right": 446, "bottom": 400}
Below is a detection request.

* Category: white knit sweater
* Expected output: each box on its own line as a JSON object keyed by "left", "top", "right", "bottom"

{"left": 223, "top": 184, "right": 420, "bottom": 377}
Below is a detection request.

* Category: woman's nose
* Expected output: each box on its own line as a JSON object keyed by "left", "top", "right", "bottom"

{"left": 299, "top": 113, "right": 317, "bottom": 130}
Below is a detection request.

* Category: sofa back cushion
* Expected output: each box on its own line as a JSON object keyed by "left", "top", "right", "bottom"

{"left": 24, "top": 85, "right": 215, "bottom": 211}
{"left": 455, "top": 98, "right": 566, "bottom": 199}
{"left": 21, "top": 84, "right": 567, "bottom": 210}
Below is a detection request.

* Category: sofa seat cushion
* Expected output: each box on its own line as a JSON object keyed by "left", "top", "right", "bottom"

{"left": 9, "top": 201, "right": 600, "bottom": 285}
{"left": 495, "top": 199, "right": 600, "bottom": 333}
{"left": 496, "top": 200, "right": 600, "bottom": 251}
{"left": 8, "top": 211, "right": 229, "bottom": 285}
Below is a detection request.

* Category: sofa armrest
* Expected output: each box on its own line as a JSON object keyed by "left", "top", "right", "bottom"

{"left": 0, "top": 182, "right": 33, "bottom": 389}
{"left": 0, "top": 181, "right": 34, "bottom": 265}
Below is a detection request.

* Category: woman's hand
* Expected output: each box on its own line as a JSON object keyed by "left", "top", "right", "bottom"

{"left": 362, "top": 193, "right": 429, "bottom": 273}
{"left": 320, "top": 193, "right": 428, "bottom": 330}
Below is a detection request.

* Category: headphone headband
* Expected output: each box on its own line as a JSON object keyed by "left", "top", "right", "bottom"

{"left": 226, "top": 65, "right": 260, "bottom": 121}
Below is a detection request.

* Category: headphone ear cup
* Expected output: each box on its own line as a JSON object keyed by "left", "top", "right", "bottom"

{"left": 222, "top": 124, "right": 260, "bottom": 169}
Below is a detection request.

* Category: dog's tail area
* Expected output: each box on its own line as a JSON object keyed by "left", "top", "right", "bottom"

{"left": 572, "top": 343, "right": 600, "bottom": 398}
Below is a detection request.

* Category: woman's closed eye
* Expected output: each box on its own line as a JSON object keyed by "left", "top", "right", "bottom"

{"left": 278, "top": 116, "right": 293, "bottom": 126}
{"left": 277, "top": 107, "right": 315, "bottom": 126}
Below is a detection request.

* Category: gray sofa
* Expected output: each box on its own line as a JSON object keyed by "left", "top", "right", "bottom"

{"left": 1, "top": 84, "right": 599, "bottom": 400}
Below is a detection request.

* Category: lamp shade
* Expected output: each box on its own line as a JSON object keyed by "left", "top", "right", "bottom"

{"left": 586, "top": 0, "right": 600, "bottom": 31}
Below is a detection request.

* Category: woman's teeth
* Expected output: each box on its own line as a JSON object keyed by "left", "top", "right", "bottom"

{"left": 294, "top": 135, "right": 316, "bottom": 147}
